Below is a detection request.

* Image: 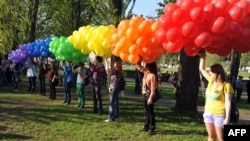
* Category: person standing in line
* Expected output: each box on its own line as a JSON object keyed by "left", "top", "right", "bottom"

{"left": 89, "top": 56, "right": 106, "bottom": 115}
{"left": 136, "top": 62, "right": 159, "bottom": 135}
{"left": 60, "top": 61, "right": 73, "bottom": 105}
{"left": 13, "top": 62, "right": 22, "bottom": 91}
{"left": 73, "top": 62, "right": 87, "bottom": 109}
{"left": 38, "top": 58, "right": 47, "bottom": 96}
{"left": 48, "top": 62, "right": 58, "bottom": 100}
{"left": 246, "top": 76, "right": 250, "bottom": 104}
{"left": 235, "top": 76, "right": 244, "bottom": 103}
{"left": 199, "top": 50, "right": 234, "bottom": 141}
{"left": 26, "top": 60, "right": 37, "bottom": 92}
{"left": 1, "top": 56, "right": 8, "bottom": 84}
{"left": 105, "top": 61, "right": 122, "bottom": 122}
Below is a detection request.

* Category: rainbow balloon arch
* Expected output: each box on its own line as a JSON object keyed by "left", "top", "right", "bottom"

{"left": 8, "top": 0, "right": 250, "bottom": 65}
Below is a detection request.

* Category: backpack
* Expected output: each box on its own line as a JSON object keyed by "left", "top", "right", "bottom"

{"left": 119, "top": 75, "right": 126, "bottom": 91}
{"left": 84, "top": 68, "right": 90, "bottom": 86}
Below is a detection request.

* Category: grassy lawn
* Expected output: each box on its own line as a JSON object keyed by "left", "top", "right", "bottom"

{"left": 0, "top": 77, "right": 249, "bottom": 141}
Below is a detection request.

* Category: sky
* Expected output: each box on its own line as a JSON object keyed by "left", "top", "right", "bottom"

{"left": 132, "top": 0, "right": 163, "bottom": 17}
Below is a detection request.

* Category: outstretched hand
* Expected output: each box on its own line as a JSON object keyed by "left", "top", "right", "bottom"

{"left": 198, "top": 48, "right": 206, "bottom": 57}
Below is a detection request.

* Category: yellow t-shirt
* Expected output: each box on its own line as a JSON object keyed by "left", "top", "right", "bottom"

{"left": 205, "top": 79, "right": 234, "bottom": 116}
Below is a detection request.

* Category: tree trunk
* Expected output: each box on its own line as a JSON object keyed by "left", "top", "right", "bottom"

{"left": 110, "top": 0, "right": 123, "bottom": 68}
{"left": 229, "top": 50, "right": 241, "bottom": 89}
{"left": 29, "top": 0, "right": 39, "bottom": 42}
{"left": 175, "top": 49, "right": 200, "bottom": 113}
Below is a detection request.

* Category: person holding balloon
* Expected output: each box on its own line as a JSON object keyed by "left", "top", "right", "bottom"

{"left": 136, "top": 61, "right": 159, "bottom": 135}
{"left": 48, "top": 62, "right": 58, "bottom": 100}
{"left": 89, "top": 56, "right": 106, "bottom": 115}
{"left": 105, "top": 61, "right": 122, "bottom": 122}
{"left": 26, "top": 60, "right": 37, "bottom": 92}
{"left": 60, "top": 61, "right": 73, "bottom": 105}
{"left": 72, "top": 62, "right": 88, "bottom": 109}
{"left": 199, "top": 49, "right": 234, "bottom": 141}
{"left": 38, "top": 58, "right": 47, "bottom": 96}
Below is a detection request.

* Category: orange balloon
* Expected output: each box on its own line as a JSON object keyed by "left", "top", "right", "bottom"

{"left": 128, "top": 44, "right": 139, "bottom": 54}
{"left": 129, "top": 16, "right": 144, "bottom": 27}
{"left": 118, "top": 20, "right": 129, "bottom": 30}
{"left": 117, "top": 28, "right": 127, "bottom": 38}
{"left": 151, "top": 21, "right": 160, "bottom": 34}
{"left": 136, "top": 37, "right": 148, "bottom": 47}
{"left": 128, "top": 54, "right": 139, "bottom": 64}
{"left": 120, "top": 52, "right": 129, "bottom": 62}
{"left": 138, "top": 20, "right": 150, "bottom": 35}
{"left": 126, "top": 26, "right": 139, "bottom": 41}
{"left": 139, "top": 47, "right": 151, "bottom": 57}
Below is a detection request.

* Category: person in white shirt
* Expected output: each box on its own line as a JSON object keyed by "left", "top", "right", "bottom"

{"left": 26, "top": 60, "right": 37, "bottom": 92}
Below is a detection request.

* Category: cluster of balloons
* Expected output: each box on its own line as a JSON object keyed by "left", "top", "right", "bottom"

{"left": 8, "top": 44, "right": 29, "bottom": 64}
{"left": 68, "top": 25, "right": 115, "bottom": 58}
{"left": 49, "top": 36, "right": 88, "bottom": 65}
{"left": 27, "top": 37, "right": 54, "bottom": 58}
{"left": 156, "top": 0, "right": 250, "bottom": 56}
{"left": 110, "top": 16, "right": 165, "bottom": 64}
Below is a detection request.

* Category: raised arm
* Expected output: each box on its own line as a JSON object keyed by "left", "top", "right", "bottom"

{"left": 199, "top": 50, "right": 210, "bottom": 81}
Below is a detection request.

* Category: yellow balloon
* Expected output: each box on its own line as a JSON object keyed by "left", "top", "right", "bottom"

{"left": 95, "top": 47, "right": 104, "bottom": 56}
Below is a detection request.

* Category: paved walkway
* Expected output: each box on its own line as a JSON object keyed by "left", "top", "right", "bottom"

{"left": 123, "top": 78, "right": 250, "bottom": 125}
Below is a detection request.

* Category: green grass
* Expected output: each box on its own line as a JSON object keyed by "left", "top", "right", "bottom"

{"left": 0, "top": 77, "right": 249, "bottom": 141}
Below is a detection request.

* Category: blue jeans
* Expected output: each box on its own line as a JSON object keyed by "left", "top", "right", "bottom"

{"left": 92, "top": 85, "right": 103, "bottom": 114}
{"left": 109, "top": 85, "right": 120, "bottom": 120}
{"left": 64, "top": 81, "right": 71, "bottom": 104}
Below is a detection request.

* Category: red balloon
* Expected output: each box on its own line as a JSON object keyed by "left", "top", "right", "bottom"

{"left": 240, "top": 14, "right": 250, "bottom": 28}
{"left": 158, "top": 15, "right": 173, "bottom": 30}
{"left": 210, "top": 35, "right": 226, "bottom": 48}
{"left": 180, "top": 0, "right": 195, "bottom": 11}
{"left": 172, "top": 8, "right": 187, "bottom": 25}
{"left": 164, "top": 3, "right": 178, "bottom": 16}
{"left": 166, "top": 28, "right": 183, "bottom": 42}
{"left": 214, "top": 0, "right": 229, "bottom": 10}
{"left": 190, "top": 7, "right": 206, "bottom": 24}
{"left": 216, "top": 47, "right": 232, "bottom": 56}
{"left": 204, "top": 3, "right": 216, "bottom": 21}
{"left": 181, "top": 21, "right": 199, "bottom": 38}
{"left": 211, "top": 17, "right": 229, "bottom": 34}
{"left": 226, "top": 22, "right": 241, "bottom": 38}
{"left": 194, "top": 32, "right": 212, "bottom": 48}
{"left": 155, "top": 28, "right": 167, "bottom": 42}
{"left": 233, "top": 42, "right": 250, "bottom": 53}
{"left": 236, "top": 0, "right": 250, "bottom": 12}
{"left": 237, "top": 28, "right": 250, "bottom": 43}
{"left": 229, "top": 6, "right": 245, "bottom": 22}
{"left": 184, "top": 42, "right": 201, "bottom": 56}
{"left": 228, "top": 0, "right": 239, "bottom": 5}
{"left": 163, "top": 41, "right": 184, "bottom": 53}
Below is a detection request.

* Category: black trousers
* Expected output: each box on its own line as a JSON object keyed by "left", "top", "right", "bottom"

{"left": 49, "top": 81, "right": 56, "bottom": 99}
{"left": 143, "top": 96, "right": 155, "bottom": 131}
{"left": 39, "top": 74, "right": 46, "bottom": 94}
{"left": 28, "top": 76, "right": 36, "bottom": 92}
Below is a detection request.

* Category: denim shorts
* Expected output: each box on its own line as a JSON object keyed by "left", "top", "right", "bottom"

{"left": 203, "top": 112, "right": 225, "bottom": 128}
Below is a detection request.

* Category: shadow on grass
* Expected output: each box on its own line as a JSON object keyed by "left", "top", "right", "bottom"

{"left": 0, "top": 133, "right": 32, "bottom": 140}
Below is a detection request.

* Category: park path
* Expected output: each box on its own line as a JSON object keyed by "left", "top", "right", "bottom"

{"left": 123, "top": 78, "right": 250, "bottom": 125}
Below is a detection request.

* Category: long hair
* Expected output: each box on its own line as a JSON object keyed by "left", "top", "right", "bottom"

{"left": 210, "top": 63, "right": 227, "bottom": 83}
{"left": 145, "top": 62, "right": 158, "bottom": 81}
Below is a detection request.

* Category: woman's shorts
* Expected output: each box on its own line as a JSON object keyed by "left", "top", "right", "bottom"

{"left": 203, "top": 112, "right": 225, "bottom": 128}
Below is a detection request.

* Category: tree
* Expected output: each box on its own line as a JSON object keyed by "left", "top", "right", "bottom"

{"left": 174, "top": 50, "right": 200, "bottom": 112}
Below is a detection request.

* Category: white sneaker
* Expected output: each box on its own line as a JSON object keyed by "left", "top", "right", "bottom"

{"left": 105, "top": 119, "right": 112, "bottom": 122}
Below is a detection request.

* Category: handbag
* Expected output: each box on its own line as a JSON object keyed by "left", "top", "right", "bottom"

{"left": 146, "top": 85, "right": 162, "bottom": 103}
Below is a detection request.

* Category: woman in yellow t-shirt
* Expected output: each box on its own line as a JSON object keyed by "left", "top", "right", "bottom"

{"left": 199, "top": 50, "right": 234, "bottom": 141}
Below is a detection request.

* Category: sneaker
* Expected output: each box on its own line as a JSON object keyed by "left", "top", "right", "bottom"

{"left": 105, "top": 119, "right": 114, "bottom": 122}
{"left": 148, "top": 129, "right": 154, "bottom": 135}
